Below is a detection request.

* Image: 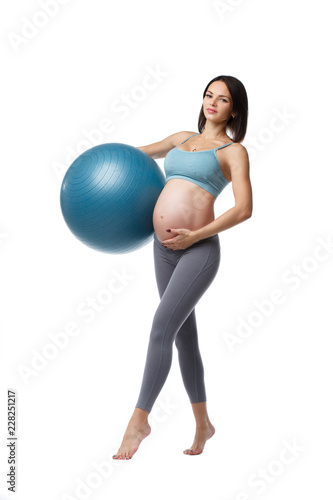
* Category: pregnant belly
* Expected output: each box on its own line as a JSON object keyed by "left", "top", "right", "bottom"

{"left": 152, "top": 179, "right": 215, "bottom": 243}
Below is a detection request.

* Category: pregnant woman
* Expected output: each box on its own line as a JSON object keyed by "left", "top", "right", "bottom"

{"left": 113, "top": 75, "right": 253, "bottom": 460}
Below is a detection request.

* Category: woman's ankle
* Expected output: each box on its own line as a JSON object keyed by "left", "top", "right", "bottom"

{"left": 195, "top": 419, "right": 211, "bottom": 428}
{"left": 130, "top": 407, "right": 149, "bottom": 426}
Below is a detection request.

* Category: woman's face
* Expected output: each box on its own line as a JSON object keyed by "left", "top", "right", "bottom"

{"left": 203, "top": 80, "right": 234, "bottom": 122}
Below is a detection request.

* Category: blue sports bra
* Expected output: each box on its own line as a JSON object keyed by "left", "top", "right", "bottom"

{"left": 164, "top": 132, "right": 234, "bottom": 198}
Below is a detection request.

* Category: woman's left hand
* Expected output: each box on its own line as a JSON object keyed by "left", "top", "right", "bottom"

{"left": 161, "top": 228, "right": 199, "bottom": 250}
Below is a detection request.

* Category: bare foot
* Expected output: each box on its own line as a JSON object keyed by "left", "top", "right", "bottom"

{"left": 183, "top": 421, "right": 215, "bottom": 455}
{"left": 113, "top": 420, "right": 151, "bottom": 460}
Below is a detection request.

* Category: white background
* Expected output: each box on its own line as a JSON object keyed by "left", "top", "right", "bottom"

{"left": 0, "top": 0, "right": 332, "bottom": 498}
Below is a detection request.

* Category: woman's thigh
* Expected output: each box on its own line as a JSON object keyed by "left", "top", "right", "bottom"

{"left": 152, "top": 234, "right": 220, "bottom": 336}
{"left": 153, "top": 236, "right": 178, "bottom": 299}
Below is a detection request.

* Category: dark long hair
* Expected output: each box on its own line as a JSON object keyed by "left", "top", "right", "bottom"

{"left": 198, "top": 75, "right": 248, "bottom": 143}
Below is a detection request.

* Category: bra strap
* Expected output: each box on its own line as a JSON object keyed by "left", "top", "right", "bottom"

{"left": 216, "top": 142, "right": 234, "bottom": 150}
{"left": 178, "top": 132, "right": 199, "bottom": 146}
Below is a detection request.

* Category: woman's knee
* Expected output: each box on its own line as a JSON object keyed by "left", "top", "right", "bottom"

{"left": 175, "top": 321, "right": 193, "bottom": 350}
{"left": 149, "top": 310, "right": 172, "bottom": 346}
{"left": 175, "top": 333, "right": 186, "bottom": 351}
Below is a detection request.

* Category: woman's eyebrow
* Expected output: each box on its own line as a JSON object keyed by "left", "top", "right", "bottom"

{"left": 206, "top": 91, "right": 230, "bottom": 99}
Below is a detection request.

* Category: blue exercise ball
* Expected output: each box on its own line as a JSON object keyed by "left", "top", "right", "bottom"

{"left": 60, "top": 143, "right": 165, "bottom": 254}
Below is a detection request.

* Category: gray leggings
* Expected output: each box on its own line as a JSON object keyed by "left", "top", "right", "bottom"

{"left": 135, "top": 231, "right": 221, "bottom": 413}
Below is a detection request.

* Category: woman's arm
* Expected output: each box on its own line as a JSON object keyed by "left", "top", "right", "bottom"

{"left": 192, "top": 144, "right": 253, "bottom": 242}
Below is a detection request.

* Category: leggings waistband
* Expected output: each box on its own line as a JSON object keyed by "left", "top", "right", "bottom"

{"left": 153, "top": 231, "right": 218, "bottom": 250}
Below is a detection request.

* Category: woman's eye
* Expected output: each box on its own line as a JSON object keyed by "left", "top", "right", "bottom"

{"left": 205, "top": 94, "right": 227, "bottom": 102}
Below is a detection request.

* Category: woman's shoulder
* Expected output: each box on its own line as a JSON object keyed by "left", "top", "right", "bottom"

{"left": 223, "top": 141, "right": 249, "bottom": 156}
{"left": 216, "top": 141, "right": 249, "bottom": 170}
{"left": 158, "top": 131, "right": 197, "bottom": 150}
{"left": 217, "top": 142, "right": 250, "bottom": 176}
{"left": 174, "top": 131, "right": 198, "bottom": 144}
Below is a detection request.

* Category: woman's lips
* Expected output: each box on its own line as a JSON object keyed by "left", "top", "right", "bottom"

{"left": 207, "top": 108, "right": 217, "bottom": 113}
